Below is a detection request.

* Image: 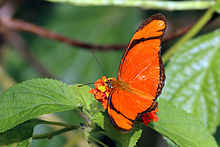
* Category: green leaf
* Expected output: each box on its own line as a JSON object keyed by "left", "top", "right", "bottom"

{"left": 92, "top": 112, "right": 142, "bottom": 147}
{"left": 0, "top": 78, "right": 94, "bottom": 132}
{"left": 70, "top": 84, "right": 100, "bottom": 115}
{"left": 161, "top": 29, "right": 220, "bottom": 133}
{"left": 151, "top": 99, "right": 217, "bottom": 147}
{"left": 16, "top": 139, "right": 32, "bottom": 147}
{"left": 47, "top": 0, "right": 215, "bottom": 10}
{"left": 0, "top": 119, "right": 39, "bottom": 145}
{"left": 214, "top": 1, "right": 220, "bottom": 13}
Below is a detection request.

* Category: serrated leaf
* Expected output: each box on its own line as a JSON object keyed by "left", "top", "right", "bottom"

{"left": 70, "top": 84, "right": 101, "bottom": 115}
{"left": 0, "top": 119, "right": 39, "bottom": 145}
{"left": 47, "top": 0, "right": 214, "bottom": 10}
{"left": 0, "top": 78, "right": 94, "bottom": 132}
{"left": 92, "top": 112, "right": 142, "bottom": 147}
{"left": 151, "top": 99, "right": 217, "bottom": 147}
{"left": 161, "top": 29, "right": 220, "bottom": 133}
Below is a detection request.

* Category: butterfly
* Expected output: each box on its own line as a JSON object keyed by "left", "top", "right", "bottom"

{"left": 90, "top": 13, "right": 166, "bottom": 132}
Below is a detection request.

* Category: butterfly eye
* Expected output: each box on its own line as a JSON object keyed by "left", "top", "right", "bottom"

{"left": 106, "top": 80, "right": 114, "bottom": 89}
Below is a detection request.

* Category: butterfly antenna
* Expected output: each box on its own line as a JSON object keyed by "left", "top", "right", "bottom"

{"left": 78, "top": 82, "right": 95, "bottom": 87}
{"left": 78, "top": 50, "right": 106, "bottom": 88}
{"left": 78, "top": 81, "right": 103, "bottom": 87}
{"left": 91, "top": 50, "right": 107, "bottom": 76}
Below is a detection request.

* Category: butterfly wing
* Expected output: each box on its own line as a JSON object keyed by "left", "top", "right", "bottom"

{"left": 107, "top": 13, "right": 166, "bottom": 131}
{"left": 108, "top": 88, "right": 158, "bottom": 131}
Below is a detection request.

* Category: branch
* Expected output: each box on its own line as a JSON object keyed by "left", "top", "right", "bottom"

{"left": 0, "top": 17, "right": 126, "bottom": 51}
{"left": 32, "top": 125, "right": 79, "bottom": 140}
{"left": 32, "top": 119, "right": 81, "bottom": 140}
{"left": 36, "top": 119, "right": 78, "bottom": 128}
{"left": 0, "top": 16, "right": 199, "bottom": 52}
{"left": 0, "top": 16, "right": 206, "bottom": 52}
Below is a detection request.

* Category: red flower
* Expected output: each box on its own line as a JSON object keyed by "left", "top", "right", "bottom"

{"left": 139, "top": 108, "right": 159, "bottom": 126}
{"left": 89, "top": 76, "right": 115, "bottom": 109}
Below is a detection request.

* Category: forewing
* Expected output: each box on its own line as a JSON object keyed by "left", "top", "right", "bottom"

{"left": 118, "top": 13, "right": 166, "bottom": 99}
{"left": 108, "top": 14, "right": 166, "bottom": 132}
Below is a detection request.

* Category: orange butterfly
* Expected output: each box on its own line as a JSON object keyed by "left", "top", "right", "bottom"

{"left": 90, "top": 13, "right": 166, "bottom": 132}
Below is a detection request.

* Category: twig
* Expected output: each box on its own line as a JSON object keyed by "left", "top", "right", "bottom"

{"left": 36, "top": 118, "right": 78, "bottom": 128}
{"left": 0, "top": 16, "right": 199, "bottom": 52}
{"left": 0, "top": 27, "right": 55, "bottom": 78}
{"left": 32, "top": 125, "right": 79, "bottom": 140}
{"left": 38, "top": 114, "right": 89, "bottom": 146}
{"left": 0, "top": 17, "right": 126, "bottom": 51}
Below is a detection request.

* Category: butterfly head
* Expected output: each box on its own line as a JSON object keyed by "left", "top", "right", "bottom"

{"left": 106, "top": 79, "right": 115, "bottom": 89}
{"left": 89, "top": 76, "right": 116, "bottom": 109}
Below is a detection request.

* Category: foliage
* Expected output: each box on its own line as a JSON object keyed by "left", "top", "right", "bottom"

{"left": 161, "top": 29, "right": 220, "bottom": 133}
{"left": 0, "top": 0, "right": 220, "bottom": 147}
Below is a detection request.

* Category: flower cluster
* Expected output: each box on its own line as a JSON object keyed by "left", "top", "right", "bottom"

{"left": 89, "top": 76, "right": 115, "bottom": 109}
{"left": 139, "top": 108, "right": 159, "bottom": 126}
{"left": 89, "top": 76, "right": 159, "bottom": 126}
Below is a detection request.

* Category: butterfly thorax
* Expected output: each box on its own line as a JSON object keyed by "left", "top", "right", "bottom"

{"left": 107, "top": 79, "right": 154, "bottom": 99}
{"left": 106, "top": 79, "right": 130, "bottom": 91}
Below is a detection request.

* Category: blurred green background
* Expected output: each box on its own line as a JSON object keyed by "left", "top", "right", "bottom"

{"left": 0, "top": 0, "right": 219, "bottom": 146}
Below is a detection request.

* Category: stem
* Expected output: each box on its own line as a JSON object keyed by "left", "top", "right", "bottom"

{"left": 88, "top": 135, "right": 108, "bottom": 147}
{"left": 48, "top": 0, "right": 215, "bottom": 10}
{"left": 38, "top": 119, "right": 80, "bottom": 128}
{"left": 78, "top": 109, "right": 94, "bottom": 125}
{"left": 32, "top": 126, "right": 78, "bottom": 139}
{"left": 162, "top": 7, "right": 215, "bottom": 63}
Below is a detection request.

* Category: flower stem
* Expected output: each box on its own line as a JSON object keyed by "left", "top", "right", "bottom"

{"left": 162, "top": 7, "right": 215, "bottom": 63}
{"left": 32, "top": 119, "right": 81, "bottom": 140}
{"left": 37, "top": 119, "right": 79, "bottom": 128}
{"left": 47, "top": 0, "right": 215, "bottom": 10}
{"left": 32, "top": 126, "right": 78, "bottom": 140}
